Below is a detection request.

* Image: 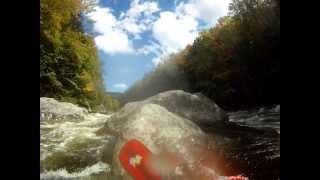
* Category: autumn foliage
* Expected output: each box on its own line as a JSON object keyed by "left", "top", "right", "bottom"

{"left": 123, "top": 0, "right": 280, "bottom": 110}
{"left": 40, "top": 0, "right": 119, "bottom": 112}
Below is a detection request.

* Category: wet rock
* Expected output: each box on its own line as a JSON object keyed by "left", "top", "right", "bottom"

{"left": 40, "top": 97, "right": 88, "bottom": 122}
{"left": 98, "top": 91, "right": 279, "bottom": 180}
{"left": 101, "top": 103, "right": 216, "bottom": 179}
{"left": 134, "top": 90, "right": 228, "bottom": 125}
{"left": 40, "top": 91, "right": 279, "bottom": 180}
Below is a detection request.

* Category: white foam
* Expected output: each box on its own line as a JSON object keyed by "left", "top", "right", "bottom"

{"left": 40, "top": 161, "right": 110, "bottom": 179}
{"left": 41, "top": 112, "right": 112, "bottom": 163}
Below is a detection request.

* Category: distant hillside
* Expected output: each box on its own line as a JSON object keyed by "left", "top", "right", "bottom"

{"left": 106, "top": 92, "right": 124, "bottom": 103}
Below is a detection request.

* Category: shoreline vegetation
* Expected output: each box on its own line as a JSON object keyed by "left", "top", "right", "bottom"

{"left": 40, "top": 1, "right": 280, "bottom": 179}
{"left": 40, "top": 0, "right": 279, "bottom": 112}
{"left": 122, "top": 0, "right": 280, "bottom": 111}
{"left": 40, "top": 0, "right": 120, "bottom": 113}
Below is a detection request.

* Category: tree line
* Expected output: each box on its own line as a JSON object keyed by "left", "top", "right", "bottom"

{"left": 40, "top": 0, "right": 119, "bottom": 112}
{"left": 123, "top": 0, "right": 280, "bottom": 110}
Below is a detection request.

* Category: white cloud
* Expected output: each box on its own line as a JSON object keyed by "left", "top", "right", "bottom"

{"left": 94, "top": 30, "right": 134, "bottom": 54}
{"left": 176, "top": 2, "right": 199, "bottom": 18}
{"left": 86, "top": 0, "right": 229, "bottom": 61}
{"left": 195, "top": 0, "right": 230, "bottom": 25}
{"left": 149, "top": 0, "right": 230, "bottom": 65}
{"left": 127, "top": 0, "right": 159, "bottom": 18}
{"left": 136, "top": 41, "right": 163, "bottom": 56}
{"left": 88, "top": 7, "right": 116, "bottom": 34}
{"left": 152, "top": 57, "right": 162, "bottom": 66}
{"left": 86, "top": 0, "right": 160, "bottom": 55}
{"left": 153, "top": 11, "right": 198, "bottom": 53}
{"left": 113, "top": 83, "right": 128, "bottom": 89}
{"left": 177, "top": 0, "right": 231, "bottom": 26}
{"left": 87, "top": 7, "right": 134, "bottom": 54}
{"left": 119, "top": 0, "right": 160, "bottom": 35}
{"left": 150, "top": 10, "right": 199, "bottom": 65}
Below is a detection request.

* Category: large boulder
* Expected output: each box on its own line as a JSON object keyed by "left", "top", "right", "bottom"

{"left": 99, "top": 103, "right": 220, "bottom": 179}
{"left": 40, "top": 97, "right": 88, "bottom": 122}
{"left": 134, "top": 90, "right": 228, "bottom": 125}
{"left": 97, "top": 91, "right": 279, "bottom": 180}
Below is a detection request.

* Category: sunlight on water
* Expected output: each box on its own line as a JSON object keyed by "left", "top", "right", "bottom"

{"left": 228, "top": 105, "right": 280, "bottom": 134}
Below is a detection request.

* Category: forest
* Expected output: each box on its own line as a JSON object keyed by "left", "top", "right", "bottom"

{"left": 40, "top": 1, "right": 280, "bottom": 179}
{"left": 122, "top": 0, "right": 280, "bottom": 110}
{"left": 40, "top": 0, "right": 119, "bottom": 112}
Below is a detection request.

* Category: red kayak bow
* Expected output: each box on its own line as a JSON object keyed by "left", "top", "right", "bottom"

{"left": 119, "top": 139, "right": 162, "bottom": 180}
{"left": 119, "top": 139, "right": 249, "bottom": 180}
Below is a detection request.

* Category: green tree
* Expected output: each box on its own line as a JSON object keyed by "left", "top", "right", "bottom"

{"left": 40, "top": 0, "right": 119, "bottom": 112}
{"left": 123, "top": 0, "right": 279, "bottom": 110}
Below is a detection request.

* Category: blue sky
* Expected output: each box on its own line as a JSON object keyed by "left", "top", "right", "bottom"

{"left": 84, "top": 0, "right": 231, "bottom": 92}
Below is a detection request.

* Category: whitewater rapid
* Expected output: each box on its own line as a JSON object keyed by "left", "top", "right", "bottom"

{"left": 40, "top": 110, "right": 113, "bottom": 180}
{"left": 40, "top": 97, "right": 279, "bottom": 180}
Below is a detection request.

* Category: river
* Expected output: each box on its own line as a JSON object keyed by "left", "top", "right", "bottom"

{"left": 40, "top": 104, "right": 279, "bottom": 180}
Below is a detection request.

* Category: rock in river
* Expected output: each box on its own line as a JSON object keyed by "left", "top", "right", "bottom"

{"left": 100, "top": 102, "right": 218, "bottom": 179}
{"left": 40, "top": 91, "right": 279, "bottom": 180}
{"left": 131, "top": 90, "right": 228, "bottom": 125}
{"left": 98, "top": 90, "right": 279, "bottom": 180}
{"left": 40, "top": 97, "right": 89, "bottom": 122}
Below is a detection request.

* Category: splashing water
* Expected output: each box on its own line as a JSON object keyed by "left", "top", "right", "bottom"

{"left": 40, "top": 109, "right": 113, "bottom": 179}
{"left": 40, "top": 97, "right": 278, "bottom": 180}
{"left": 40, "top": 161, "right": 110, "bottom": 180}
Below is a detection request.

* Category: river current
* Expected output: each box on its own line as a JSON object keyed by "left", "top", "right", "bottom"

{"left": 40, "top": 105, "right": 279, "bottom": 180}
